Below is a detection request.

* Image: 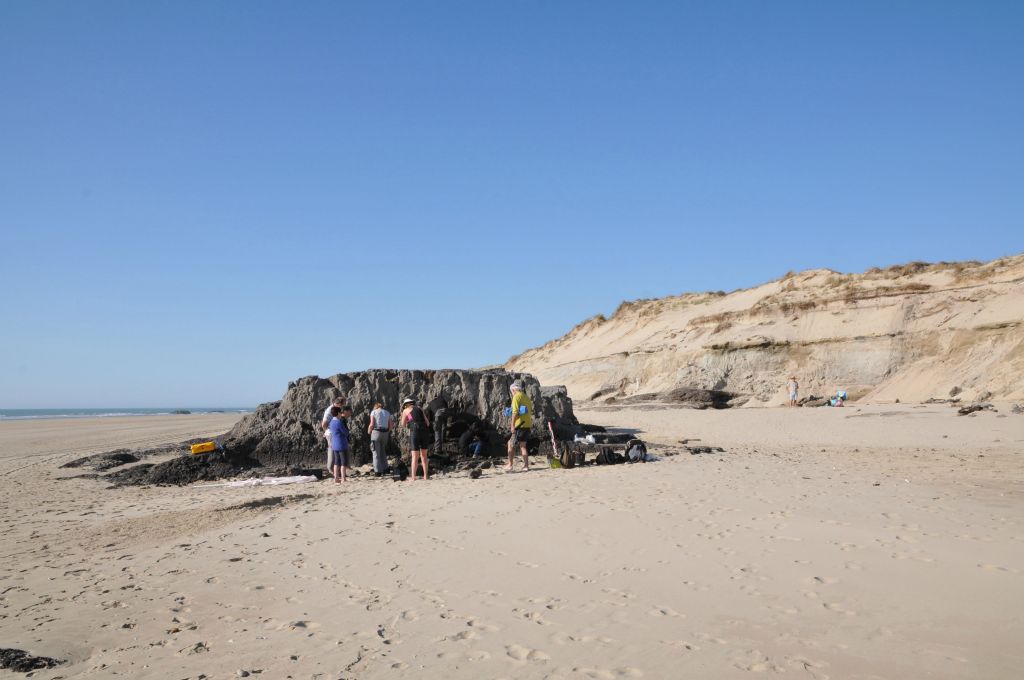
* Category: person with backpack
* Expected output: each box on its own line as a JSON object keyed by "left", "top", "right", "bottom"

{"left": 506, "top": 381, "right": 533, "bottom": 472}
{"left": 401, "top": 398, "right": 431, "bottom": 482}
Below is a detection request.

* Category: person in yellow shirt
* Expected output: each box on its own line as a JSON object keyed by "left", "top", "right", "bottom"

{"left": 506, "top": 380, "right": 533, "bottom": 471}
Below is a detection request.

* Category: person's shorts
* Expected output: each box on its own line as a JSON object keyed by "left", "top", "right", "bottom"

{"left": 790, "top": 392, "right": 798, "bottom": 401}
{"left": 510, "top": 427, "right": 531, "bottom": 445}
{"left": 409, "top": 425, "right": 430, "bottom": 450}
{"left": 330, "top": 449, "right": 349, "bottom": 468}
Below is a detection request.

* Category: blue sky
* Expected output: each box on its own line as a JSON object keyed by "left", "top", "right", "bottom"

{"left": 2, "top": 1, "right": 1021, "bottom": 407}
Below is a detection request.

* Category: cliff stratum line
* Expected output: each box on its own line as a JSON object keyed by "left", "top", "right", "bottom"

{"left": 506, "top": 254, "right": 1024, "bottom": 405}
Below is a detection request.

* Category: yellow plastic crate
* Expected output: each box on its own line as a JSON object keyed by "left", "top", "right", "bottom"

{"left": 190, "top": 441, "right": 217, "bottom": 455}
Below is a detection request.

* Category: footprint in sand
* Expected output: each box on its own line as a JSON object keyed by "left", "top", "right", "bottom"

{"left": 978, "top": 563, "right": 1020, "bottom": 573}
{"left": 696, "top": 633, "right": 727, "bottom": 645}
{"left": 504, "top": 643, "right": 550, "bottom": 662}
{"left": 465, "top": 617, "right": 499, "bottom": 632}
{"left": 600, "top": 588, "right": 635, "bottom": 601}
{"left": 891, "top": 551, "right": 934, "bottom": 563}
{"left": 512, "top": 608, "right": 551, "bottom": 625}
{"left": 822, "top": 601, "right": 857, "bottom": 616}
{"left": 446, "top": 628, "right": 481, "bottom": 642}
{"left": 527, "top": 596, "right": 565, "bottom": 609}
{"left": 551, "top": 631, "right": 614, "bottom": 646}
{"left": 730, "top": 649, "right": 784, "bottom": 673}
{"left": 573, "top": 667, "right": 618, "bottom": 675}
{"left": 649, "top": 606, "right": 683, "bottom": 617}
{"left": 661, "top": 639, "right": 701, "bottom": 651}
{"left": 785, "top": 655, "right": 830, "bottom": 679}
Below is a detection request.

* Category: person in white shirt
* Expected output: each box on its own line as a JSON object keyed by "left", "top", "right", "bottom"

{"left": 367, "top": 402, "right": 392, "bottom": 476}
{"left": 787, "top": 377, "right": 799, "bottom": 407}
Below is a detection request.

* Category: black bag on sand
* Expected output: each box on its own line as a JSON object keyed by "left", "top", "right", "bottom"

{"left": 559, "top": 444, "right": 576, "bottom": 469}
{"left": 596, "top": 446, "right": 620, "bottom": 465}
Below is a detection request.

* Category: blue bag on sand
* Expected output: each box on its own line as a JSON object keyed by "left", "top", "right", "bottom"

{"left": 503, "top": 407, "right": 513, "bottom": 418}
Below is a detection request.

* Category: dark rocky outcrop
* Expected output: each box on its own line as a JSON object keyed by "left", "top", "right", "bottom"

{"left": 105, "top": 449, "right": 258, "bottom": 486}
{"left": 958, "top": 402, "right": 996, "bottom": 416}
{"left": 617, "top": 387, "right": 745, "bottom": 409}
{"left": 221, "top": 369, "right": 579, "bottom": 469}
{"left": 61, "top": 450, "right": 139, "bottom": 471}
{"left": 0, "top": 648, "right": 63, "bottom": 673}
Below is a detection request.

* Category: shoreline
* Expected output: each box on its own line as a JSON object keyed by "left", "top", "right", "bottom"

{"left": 0, "top": 413, "right": 245, "bottom": 466}
{"left": 0, "top": 409, "right": 252, "bottom": 422}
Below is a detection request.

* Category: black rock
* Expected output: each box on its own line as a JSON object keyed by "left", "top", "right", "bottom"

{"left": 220, "top": 369, "right": 580, "bottom": 469}
{"left": 61, "top": 450, "right": 139, "bottom": 471}
{"left": 0, "top": 648, "right": 63, "bottom": 673}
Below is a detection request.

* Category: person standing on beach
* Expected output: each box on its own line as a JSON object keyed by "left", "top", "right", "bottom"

{"left": 322, "top": 397, "right": 346, "bottom": 471}
{"left": 401, "top": 398, "right": 431, "bottom": 482}
{"left": 506, "top": 381, "right": 533, "bottom": 471}
{"left": 367, "top": 402, "right": 392, "bottom": 476}
{"left": 328, "top": 405, "right": 351, "bottom": 483}
{"left": 787, "top": 377, "right": 799, "bottom": 407}
{"left": 425, "top": 394, "right": 449, "bottom": 455}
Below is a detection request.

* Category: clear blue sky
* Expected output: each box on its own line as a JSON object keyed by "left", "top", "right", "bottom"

{"left": 2, "top": 1, "right": 1021, "bottom": 408}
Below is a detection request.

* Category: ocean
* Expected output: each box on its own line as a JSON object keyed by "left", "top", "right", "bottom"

{"left": 0, "top": 408, "right": 252, "bottom": 421}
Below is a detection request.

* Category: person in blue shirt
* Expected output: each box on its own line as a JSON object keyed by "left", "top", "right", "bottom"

{"left": 328, "top": 405, "right": 352, "bottom": 483}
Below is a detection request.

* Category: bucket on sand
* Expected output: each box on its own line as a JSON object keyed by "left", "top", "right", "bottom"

{"left": 190, "top": 441, "right": 217, "bottom": 455}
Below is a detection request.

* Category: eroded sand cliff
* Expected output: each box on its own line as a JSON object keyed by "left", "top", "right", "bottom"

{"left": 507, "top": 255, "right": 1024, "bottom": 404}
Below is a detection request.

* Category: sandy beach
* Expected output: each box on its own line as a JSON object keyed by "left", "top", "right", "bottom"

{"left": 1, "top": 405, "right": 1022, "bottom": 679}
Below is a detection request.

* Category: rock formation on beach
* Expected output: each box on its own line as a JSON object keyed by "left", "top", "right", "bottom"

{"left": 507, "top": 254, "right": 1024, "bottom": 404}
{"left": 221, "top": 369, "right": 579, "bottom": 468}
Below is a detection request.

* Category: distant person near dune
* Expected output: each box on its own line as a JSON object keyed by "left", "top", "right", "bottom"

{"left": 788, "top": 377, "right": 799, "bottom": 407}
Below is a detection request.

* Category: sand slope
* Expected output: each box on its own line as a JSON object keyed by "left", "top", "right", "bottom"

{"left": 507, "top": 255, "right": 1024, "bottom": 405}
{"left": 1, "top": 408, "right": 1022, "bottom": 679}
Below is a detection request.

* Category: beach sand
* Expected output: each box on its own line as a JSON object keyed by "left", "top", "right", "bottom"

{"left": 1, "top": 405, "right": 1022, "bottom": 679}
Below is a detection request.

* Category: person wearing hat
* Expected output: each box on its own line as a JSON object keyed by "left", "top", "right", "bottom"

{"left": 506, "top": 381, "right": 533, "bottom": 471}
{"left": 401, "top": 398, "right": 431, "bottom": 481}
{"left": 787, "top": 376, "right": 799, "bottom": 407}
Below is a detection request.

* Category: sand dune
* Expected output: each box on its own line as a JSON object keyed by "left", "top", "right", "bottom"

{"left": 507, "top": 255, "right": 1024, "bottom": 405}
{"left": 1, "top": 407, "right": 1022, "bottom": 678}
